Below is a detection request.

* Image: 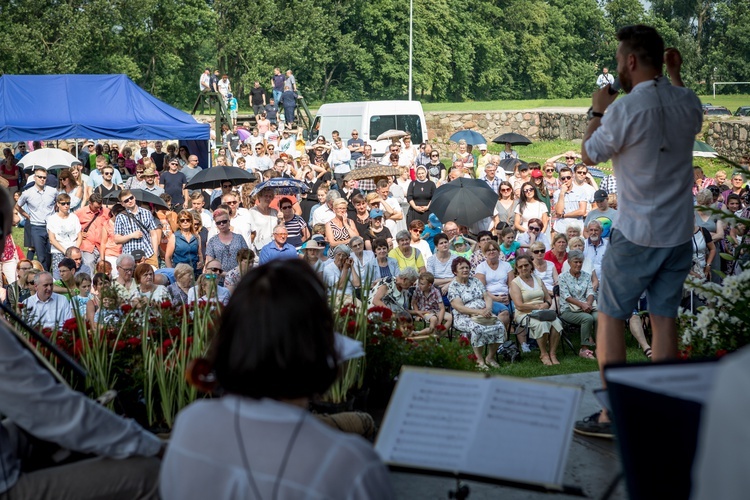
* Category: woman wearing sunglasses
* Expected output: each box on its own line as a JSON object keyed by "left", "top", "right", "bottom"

{"left": 47, "top": 193, "right": 82, "bottom": 274}
{"left": 165, "top": 210, "right": 203, "bottom": 274}
{"left": 514, "top": 182, "right": 549, "bottom": 237}
{"left": 206, "top": 208, "right": 249, "bottom": 275}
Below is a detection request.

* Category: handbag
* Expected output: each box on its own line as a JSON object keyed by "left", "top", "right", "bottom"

{"left": 530, "top": 309, "right": 557, "bottom": 322}
{"left": 569, "top": 302, "right": 597, "bottom": 313}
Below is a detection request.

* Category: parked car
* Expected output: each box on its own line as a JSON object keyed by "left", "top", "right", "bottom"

{"left": 734, "top": 106, "right": 750, "bottom": 116}
{"left": 704, "top": 106, "right": 732, "bottom": 116}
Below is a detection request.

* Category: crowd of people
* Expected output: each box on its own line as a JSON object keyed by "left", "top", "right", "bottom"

{"left": 3, "top": 127, "right": 748, "bottom": 371}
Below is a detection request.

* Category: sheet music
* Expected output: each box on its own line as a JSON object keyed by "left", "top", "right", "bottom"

{"left": 375, "top": 367, "right": 582, "bottom": 487}
{"left": 605, "top": 362, "right": 717, "bottom": 404}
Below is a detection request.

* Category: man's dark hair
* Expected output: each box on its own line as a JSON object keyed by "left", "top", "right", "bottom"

{"left": 58, "top": 258, "right": 76, "bottom": 271}
{"left": 616, "top": 25, "right": 664, "bottom": 70}
{"left": 559, "top": 166, "right": 573, "bottom": 175}
{"left": 210, "top": 260, "right": 338, "bottom": 399}
{"left": 88, "top": 192, "right": 103, "bottom": 205}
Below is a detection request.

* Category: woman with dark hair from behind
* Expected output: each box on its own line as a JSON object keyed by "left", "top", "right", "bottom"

{"left": 161, "top": 260, "right": 394, "bottom": 499}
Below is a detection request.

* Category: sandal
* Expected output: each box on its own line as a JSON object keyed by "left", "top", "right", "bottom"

{"left": 643, "top": 347, "right": 653, "bottom": 359}
{"left": 540, "top": 354, "right": 553, "bottom": 366}
{"left": 486, "top": 359, "right": 500, "bottom": 368}
{"left": 550, "top": 355, "right": 561, "bottom": 365}
{"left": 476, "top": 363, "right": 489, "bottom": 371}
{"left": 579, "top": 348, "right": 596, "bottom": 359}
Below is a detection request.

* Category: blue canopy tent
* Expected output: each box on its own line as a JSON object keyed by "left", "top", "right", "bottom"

{"left": 0, "top": 74, "right": 210, "bottom": 166}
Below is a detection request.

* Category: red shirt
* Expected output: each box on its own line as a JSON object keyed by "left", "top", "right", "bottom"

{"left": 544, "top": 250, "right": 567, "bottom": 274}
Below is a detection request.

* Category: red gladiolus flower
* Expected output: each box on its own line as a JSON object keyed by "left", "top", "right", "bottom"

{"left": 168, "top": 327, "right": 181, "bottom": 337}
{"left": 62, "top": 317, "right": 78, "bottom": 332}
{"left": 121, "top": 304, "right": 133, "bottom": 313}
{"left": 367, "top": 306, "right": 393, "bottom": 321}
{"left": 467, "top": 353, "right": 478, "bottom": 361}
{"left": 162, "top": 338, "right": 173, "bottom": 350}
{"left": 17, "top": 303, "right": 24, "bottom": 310}
{"left": 160, "top": 300, "right": 172, "bottom": 309}
{"left": 346, "top": 320, "right": 357, "bottom": 334}
{"left": 435, "top": 324, "right": 447, "bottom": 331}
{"left": 185, "top": 336, "right": 193, "bottom": 346}
{"left": 73, "top": 339, "right": 84, "bottom": 356}
{"left": 115, "top": 340, "right": 126, "bottom": 351}
{"left": 393, "top": 329, "right": 403, "bottom": 339}
{"left": 126, "top": 337, "right": 142, "bottom": 347}
{"left": 715, "top": 349, "right": 728, "bottom": 358}
{"left": 370, "top": 337, "right": 380, "bottom": 345}
{"left": 458, "top": 336, "right": 469, "bottom": 347}
{"left": 41, "top": 327, "right": 52, "bottom": 338}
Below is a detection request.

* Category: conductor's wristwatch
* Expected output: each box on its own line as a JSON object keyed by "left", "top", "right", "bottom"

{"left": 587, "top": 107, "right": 604, "bottom": 120}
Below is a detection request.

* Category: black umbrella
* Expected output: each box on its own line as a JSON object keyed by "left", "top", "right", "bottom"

{"left": 492, "top": 132, "right": 532, "bottom": 146}
{"left": 185, "top": 166, "right": 258, "bottom": 190}
{"left": 429, "top": 178, "right": 498, "bottom": 227}
{"left": 499, "top": 158, "right": 528, "bottom": 174}
{"left": 103, "top": 189, "right": 169, "bottom": 209}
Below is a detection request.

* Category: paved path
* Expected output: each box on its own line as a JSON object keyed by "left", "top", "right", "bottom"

{"left": 389, "top": 370, "right": 627, "bottom": 499}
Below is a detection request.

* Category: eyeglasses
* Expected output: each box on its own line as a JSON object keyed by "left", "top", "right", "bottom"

{"left": 430, "top": 154, "right": 439, "bottom": 158}
{"left": 215, "top": 219, "right": 229, "bottom": 225}
{"left": 136, "top": 171, "right": 144, "bottom": 174}
{"left": 36, "top": 175, "right": 47, "bottom": 180}
{"left": 500, "top": 187, "right": 511, "bottom": 192}
{"left": 532, "top": 249, "right": 545, "bottom": 254}
{"left": 226, "top": 200, "right": 238, "bottom": 205}
{"left": 122, "top": 196, "right": 135, "bottom": 203}
{"left": 118, "top": 266, "right": 134, "bottom": 273}
{"left": 576, "top": 170, "right": 588, "bottom": 175}
{"left": 18, "top": 266, "right": 33, "bottom": 271}
{"left": 103, "top": 172, "right": 113, "bottom": 176}
{"left": 281, "top": 206, "right": 292, "bottom": 210}
{"left": 529, "top": 227, "right": 542, "bottom": 233}
{"left": 26, "top": 281, "right": 36, "bottom": 285}
{"left": 523, "top": 188, "right": 535, "bottom": 193}
{"left": 179, "top": 218, "right": 192, "bottom": 223}
{"left": 565, "top": 156, "right": 576, "bottom": 160}
{"left": 560, "top": 176, "right": 571, "bottom": 181}
{"left": 222, "top": 184, "right": 232, "bottom": 189}
{"left": 352, "top": 133, "right": 359, "bottom": 135}
{"left": 411, "top": 228, "right": 421, "bottom": 233}
{"left": 206, "top": 267, "right": 223, "bottom": 274}
{"left": 545, "top": 169, "right": 555, "bottom": 173}
{"left": 58, "top": 201, "right": 70, "bottom": 206}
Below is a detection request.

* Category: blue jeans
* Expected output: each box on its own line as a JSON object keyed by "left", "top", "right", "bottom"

{"left": 273, "top": 90, "right": 282, "bottom": 106}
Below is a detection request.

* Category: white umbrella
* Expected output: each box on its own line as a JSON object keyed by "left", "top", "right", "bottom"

{"left": 376, "top": 129, "right": 408, "bottom": 141}
{"left": 17, "top": 148, "right": 81, "bottom": 171}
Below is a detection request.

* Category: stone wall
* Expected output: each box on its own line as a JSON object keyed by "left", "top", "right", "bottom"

{"left": 426, "top": 110, "right": 750, "bottom": 161}
{"left": 425, "top": 110, "right": 588, "bottom": 146}
{"left": 705, "top": 120, "right": 750, "bottom": 159}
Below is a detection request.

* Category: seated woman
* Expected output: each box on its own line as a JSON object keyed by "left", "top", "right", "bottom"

{"left": 300, "top": 239, "right": 326, "bottom": 279}
{"left": 474, "top": 240, "right": 513, "bottom": 332}
{"left": 515, "top": 218, "right": 550, "bottom": 250}
{"left": 469, "top": 231, "right": 494, "bottom": 271}
{"left": 545, "top": 233, "right": 568, "bottom": 274}
{"left": 509, "top": 255, "right": 563, "bottom": 366}
{"left": 368, "top": 267, "right": 419, "bottom": 316}
{"left": 425, "top": 233, "right": 456, "bottom": 295}
{"left": 561, "top": 236, "right": 599, "bottom": 292}
{"left": 389, "top": 230, "right": 426, "bottom": 274}
{"left": 448, "top": 257, "right": 506, "bottom": 370}
{"left": 363, "top": 237, "right": 400, "bottom": 283}
{"left": 223, "top": 248, "right": 255, "bottom": 293}
{"left": 168, "top": 263, "right": 195, "bottom": 305}
{"left": 558, "top": 250, "right": 597, "bottom": 359}
{"left": 188, "top": 261, "right": 231, "bottom": 306}
{"left": 135, "top": 263, "right": 169, "bottom": 303}
{"left": 161, "top": 260, "right": 393, "bottom": 499}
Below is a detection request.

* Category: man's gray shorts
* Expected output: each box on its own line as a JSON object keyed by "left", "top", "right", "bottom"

{"left": 599, "top": 229, "right": 692, "bottom": 320}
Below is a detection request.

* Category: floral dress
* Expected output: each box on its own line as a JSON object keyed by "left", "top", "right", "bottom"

{"left": 447, "top": 277, "right": 506, "bottom": 347}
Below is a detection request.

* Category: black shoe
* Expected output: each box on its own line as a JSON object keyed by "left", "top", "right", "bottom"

{"left": 574, "top": 411, "right": 614, "bottom": 439}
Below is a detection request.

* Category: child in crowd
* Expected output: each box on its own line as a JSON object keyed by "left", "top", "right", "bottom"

{"left": 499, "top": 227, "right": 521, "bottom": 267}
{"left": 311, "top": 224, "right": 330, "bottom": 258}
{"left": 227, "top": 93, "right": 238, "bottom": 126}
{"left": 74, "top": 273, "right": 92, "bottom": 317}
{"left": 410, "top": 272, "right": 452, "bottom": 337}
{"left": 450, "top": 236, "right": 473, "bottom": 259}
{"left": 421, "top": 213, "right": 442, "bottom": 252}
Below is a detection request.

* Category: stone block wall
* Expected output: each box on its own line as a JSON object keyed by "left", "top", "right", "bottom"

{"left": 705, "top": 120, "right": 750, "bottom": 159}
{"left": 426, "top": 111, "right": 749, "bottom": 161}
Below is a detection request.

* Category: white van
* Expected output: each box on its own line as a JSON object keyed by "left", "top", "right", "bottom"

{"left": 307, "top": 100, "right": 428, "bottom": 158}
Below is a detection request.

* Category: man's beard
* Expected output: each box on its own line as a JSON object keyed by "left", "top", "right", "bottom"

{"left": 589, "top": 234, "right": 600, "bottom": 243}
{"left": 618, "top": 68, "right": 633, "bottom": 93}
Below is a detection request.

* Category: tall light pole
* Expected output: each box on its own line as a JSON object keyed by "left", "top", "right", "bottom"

{"left": 408, "top": 0, "right": 413, "bottom": 100}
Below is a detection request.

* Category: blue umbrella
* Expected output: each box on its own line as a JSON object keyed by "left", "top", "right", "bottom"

{"left": 449, "top": 130, "right": 487, "bottom": 146}
{"left": 251, "top": 177, "right": 310, "bottom": 197}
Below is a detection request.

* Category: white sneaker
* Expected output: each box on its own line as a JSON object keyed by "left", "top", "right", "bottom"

{"left": 521, "top": 342, "right": 531, "bottom": 353}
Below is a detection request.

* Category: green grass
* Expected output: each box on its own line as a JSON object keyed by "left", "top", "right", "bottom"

{"left": 422, "top": 94, "right": 750, "bottom": 113}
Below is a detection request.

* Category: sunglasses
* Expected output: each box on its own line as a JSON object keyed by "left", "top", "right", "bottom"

{"left": 179, "top": 218, "right": 192, "bottom": 223}
{"left": 36, "top": 175, "right": 47, "bottom": 180}
{"left": 26, "top": 281, "right": 36, "bottom": 285}
{"left": 576, "top": 171, "right": 588, "bottom": 175}
{"left": 545, "top": 169, "right": 555, "bottom": 173}
{"left": 281, "top": 206, "right": 292, "bottom": 210}
{"left": 206, "top": 267, "right": 223, "bottom": 274}
{"left": 215, "top": 219, "right": 229, "bottom": 225}
{"left": 103, "top": 172, "right": 114, "bottom": 176}
{"left": 122, "top": 196, "right": 135, "bottom": 203}
{"left": 532, "top": 249, "right": 545, "bottom": 254}
{"left": 523, "top": 188, "right": 535, "bottom": 193}
{"left": 560, "top": 176, "right": 571, "bottom": 181}
{"left": 430, "top": 154, "right": 439, "bottom": 158}
{"left": 58, "top": 201, "right": 70, "bottom": 206}
{"left": 565, "top": 156, "right": 576, "bottom": 160}
{"left": 528, "top": 227, "right": 541, "bottom": 232}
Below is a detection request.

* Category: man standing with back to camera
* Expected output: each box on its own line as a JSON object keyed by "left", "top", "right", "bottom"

{"left": 576, "top": 25, "right": 703, "bottom": 437}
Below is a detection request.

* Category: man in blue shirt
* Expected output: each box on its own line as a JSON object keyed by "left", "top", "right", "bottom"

{"left": 258, "top": 225, "right": 297, "bottom": 265}
{"left": 16, "top": 167, "right": 57, "bottom": 270}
